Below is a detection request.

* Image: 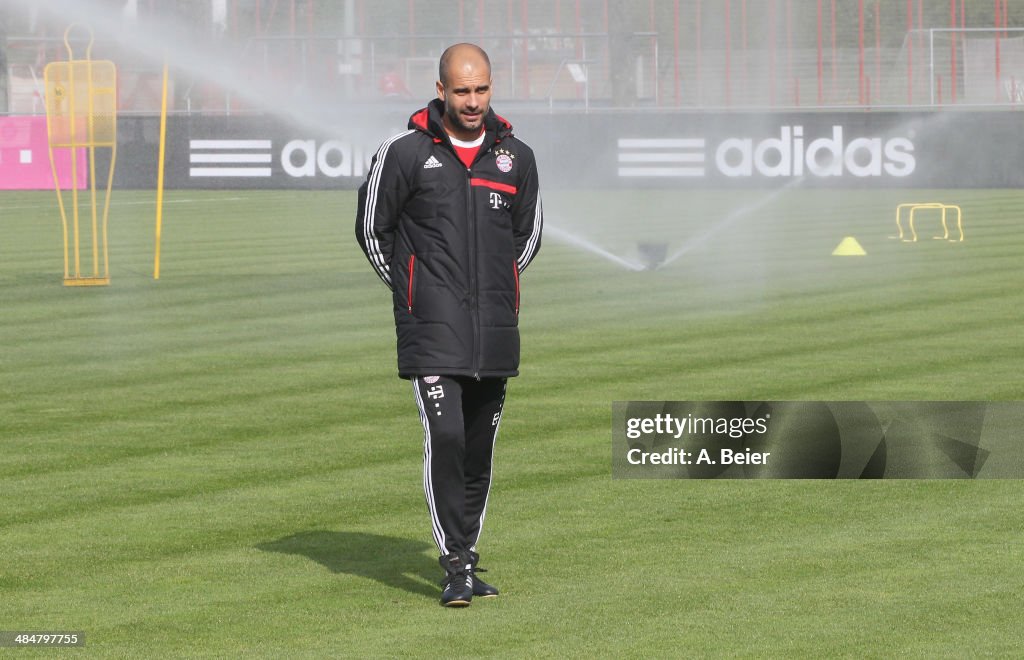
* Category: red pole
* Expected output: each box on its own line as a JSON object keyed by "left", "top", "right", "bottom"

{"left": 521, "top": 0, "right": 529, "bottom": 99}
{"left": 816, "top": 0, "right": 823, "bottom": 104}
{"left": 960, "top": 0, "right": 966, "bottom": 102}
{"left": 769, "top": 0, "right": 777, "bottom": 106}
{"left": 603, "top": 0, "right": 610, "bottom": 105}
{"left": 696, "top": 0, "right": 703, "bottom": 105}
{"left": 598, "top": 0, "right": 606, "bottom": 104}
{"left": 907, "top": 0, "right": 913, "bottom": 104}
{"left": 650, "top": 0, "right": 657, "bottom": 105}
{"left": 875, "top": 0, "right": 880, "bottom": 104}
{"left": 831, "top": 0, "right": 836, "bottom": 98}
{"left": 917, "top": 0, "right": 923, "bottom": 43}
{"left": 741, "top": 0, "right": 748, "bottom": 93}
{"left": 858, "top": 0, "right": 865, "bottom": 105}
{"left": 996, "top": 0, "right": 1003, "bottom": 101}
{"left": 921, "top": 0, "right": 929, "bottom": 69}
{"left": 950, "top": 0, "right": 957, "bottom": 103}
{"left": 740, "top": 0, "right": 747, "bottom": 50}
{"left": 673, "top": 0, "right": 680, "bottom": 105}
{"left": 786, "top": 0, "right": 793, "bottom": 105}
{"left": 725, "top": 0, "right": 732, "bottom": 106}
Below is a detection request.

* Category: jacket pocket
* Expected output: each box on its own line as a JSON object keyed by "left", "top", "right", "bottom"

{"left": 513, "top": 260, "right": 520, "bottom": 316}
{"left": 406, "top": 254, "right": 416, "bottom": 313}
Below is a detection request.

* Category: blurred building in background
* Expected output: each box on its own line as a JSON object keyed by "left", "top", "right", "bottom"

{"left": 1, "top": 0, "right": 1023, "bottom": 114}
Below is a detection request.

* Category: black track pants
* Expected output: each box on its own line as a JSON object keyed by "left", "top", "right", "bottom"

{"left": 411, "top": 376, "right": 507, "bottom": 557}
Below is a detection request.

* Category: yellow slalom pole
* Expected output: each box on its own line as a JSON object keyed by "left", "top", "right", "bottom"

{"left": 68, "top": 58, "right": 81, "bottom": 278}
{"left": 46, "top": 101, "right": 71, "bottom": 280}
{"left": 154, "top": 57, "right": 169, "bottom": 280}
{"left": 87, "top": 58, "right": 100, "bottom": 277}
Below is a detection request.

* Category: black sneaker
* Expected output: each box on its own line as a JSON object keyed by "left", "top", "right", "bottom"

{"left": 466, "top": 551, "right": 499, "bottom": 598}
{"left": 438, "top": 553, "right": 473, "bottom": 607}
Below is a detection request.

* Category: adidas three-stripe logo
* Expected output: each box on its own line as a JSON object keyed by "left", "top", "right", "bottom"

{"left": 423, "top": 155, "right": 443, "bottom": 169}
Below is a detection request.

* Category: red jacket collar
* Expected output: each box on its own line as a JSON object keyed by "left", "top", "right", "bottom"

{"left": 408, "top": 99, "right": 513, "bottom": 144}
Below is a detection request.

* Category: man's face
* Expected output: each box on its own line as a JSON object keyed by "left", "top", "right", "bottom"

{"left": 437, "top": 63, "right": 492, "bottom": 141}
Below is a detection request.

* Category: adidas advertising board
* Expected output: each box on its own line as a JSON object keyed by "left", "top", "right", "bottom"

{"left": 617, "top": 126, "right": 916, "bottom": 179}
{"left": 104, "top": 111, "right": 1024, "bottom": 190}
{"left": 187, "top": 137, "right": 379, "bottom": 182}
{"left": 519, "top": 110, "right": 1024, "bottom": 190}
{"left": 596, "top": 114, "right": 926, "bottom": 188}
{"left": 115, "top": 112, "right": 402, "bottom": 190}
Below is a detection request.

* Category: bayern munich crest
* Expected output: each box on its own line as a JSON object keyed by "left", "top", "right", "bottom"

{"left": 495, "top": 148, "right": 515, "bottom": 173}
{"left": 424, "top": 376, "right": 441, "bottom": 384}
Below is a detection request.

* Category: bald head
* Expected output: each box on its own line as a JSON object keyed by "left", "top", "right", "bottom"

{"left": 438, "top": 43, "right": 491, "bottom": 87}
{"left": 436, "top": 43, "right": 493, "bottom": 141}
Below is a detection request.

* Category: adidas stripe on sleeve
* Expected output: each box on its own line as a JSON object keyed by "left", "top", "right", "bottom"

{"left": 356, "top": 130, "right": 415, "bottom": 289}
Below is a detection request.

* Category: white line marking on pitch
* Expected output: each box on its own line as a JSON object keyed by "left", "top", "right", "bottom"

{"left": 0, "top": 196, "right": 250, "bottom": 212}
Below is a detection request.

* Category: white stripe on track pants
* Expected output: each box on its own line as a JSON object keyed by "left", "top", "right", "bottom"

{"left": 412, "top": 375, "right": 507, "bottom": 558}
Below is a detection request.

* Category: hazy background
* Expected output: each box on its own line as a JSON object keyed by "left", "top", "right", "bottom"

{"left": 4, "top": 0, "right": 1024, "bottom": 116}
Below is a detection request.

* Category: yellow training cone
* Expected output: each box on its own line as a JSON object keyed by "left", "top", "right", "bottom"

{"left": 832, "top": 237, "right": 866, "bottom": 256}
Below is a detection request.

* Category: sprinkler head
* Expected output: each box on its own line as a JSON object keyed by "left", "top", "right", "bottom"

{"left": 637, "top": 242, "right": 668, "bottom": 271}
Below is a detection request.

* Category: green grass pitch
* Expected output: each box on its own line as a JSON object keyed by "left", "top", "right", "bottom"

{"left": 2, "top": 188, "right": 1023, "bottom": 657}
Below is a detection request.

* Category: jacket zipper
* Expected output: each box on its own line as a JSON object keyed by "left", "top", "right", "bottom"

{"left": 466, "top": 170, "right": 480, "bottom": 379}
{"left": 406, "top": 254, "right": 416, "bottom": 312}
{"left": 513, "top": 260, "right": 520, "bottom": 316}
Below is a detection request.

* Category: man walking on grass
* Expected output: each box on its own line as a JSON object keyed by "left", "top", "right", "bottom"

{"left": 355, "top": 43, "right": 543, "bottom": 607}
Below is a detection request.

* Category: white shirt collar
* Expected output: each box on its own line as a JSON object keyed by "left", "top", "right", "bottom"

{"left": 449, "top": 132, "right": 485, "bottom": 148}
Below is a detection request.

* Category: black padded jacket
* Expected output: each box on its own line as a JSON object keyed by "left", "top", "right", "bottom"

{"left": 356, "top": 99, "right": 543, "bottom": 379}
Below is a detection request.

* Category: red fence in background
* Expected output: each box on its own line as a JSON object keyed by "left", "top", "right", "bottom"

{"left": 3, "top": 1, "right": 1023, "bottom": 112}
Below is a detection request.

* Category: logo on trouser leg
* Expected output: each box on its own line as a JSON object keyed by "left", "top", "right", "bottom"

{"left": 427, "top": 385, "right": 445, "bottom": 400}
{"left": 492, "top": 412, "right": 501, "bottom": 426}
